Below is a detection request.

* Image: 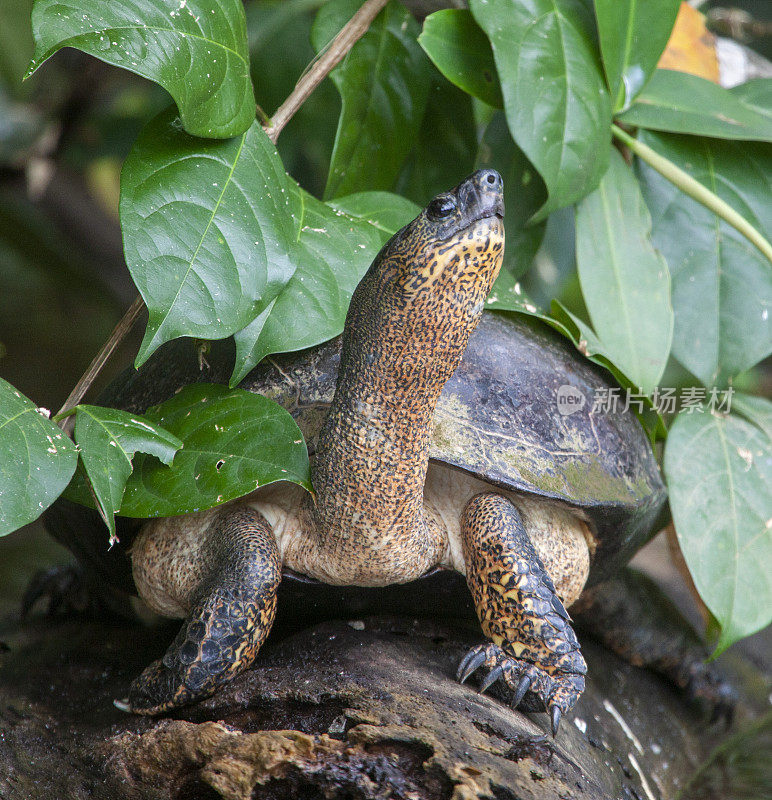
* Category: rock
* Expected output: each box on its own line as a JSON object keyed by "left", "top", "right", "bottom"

{"left": 1, "top": 609, "right": 764, "bottom": 800}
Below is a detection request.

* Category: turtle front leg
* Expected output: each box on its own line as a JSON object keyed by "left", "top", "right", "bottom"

{"left": 459, "top": 493, "right": 587, "bottom": 734}
{"left": 124, "top": 506, "right": 281, "bottom": 715}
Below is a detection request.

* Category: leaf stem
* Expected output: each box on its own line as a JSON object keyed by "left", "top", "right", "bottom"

{"left": 57, "top": 0, "right": 389, "bottom": 419}
{"left": 265, "top": 0, "right": 389, "bottom": 142}
{"left": 611, "top": 123, "right": 772, "bottom": 265}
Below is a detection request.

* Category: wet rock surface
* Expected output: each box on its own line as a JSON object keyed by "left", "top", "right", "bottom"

{"left": 1, "top": 609, "right": 765, "bottom": 800}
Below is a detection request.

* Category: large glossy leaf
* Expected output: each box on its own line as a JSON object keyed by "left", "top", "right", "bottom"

{"left": 476, "top": 112, "right": 547, "bottom": 280}
{"left": 0, "top": 378, "right": 77, "bottom": 536}
{"left": 72, "top": 405, "right": 182, "bottom": 542}
{"left": 311, "top": 0, "right": 432, "bottom": 199}
{"left": 487, "top": 269, "right": 550, "bottom": 317}
{"left": 330, "top": 191, "right": 420, "bottom": 235}
{"left": 636, "top": 131, "right": 772, "bottom": 386}
{"left": 470, "top": 0, "right": 612, "bottom": 219}
{"left": 593, "top": 0, "right": 681, "bottom": 112}
{"left": 115, "top": 385, "right": 310, "bottom": 517}
{"left": 27, "top": 0, "right": 255, "bottom": 138}
{"left": 121, "top": 109, "right": 298, "bottom": 366}
{"left": 665, "top": 408, "right": 772, "bottom": 654}
{"left": 617, "top": 70, "right": 772, "bottom": 142}
{"left": 230, "top": 187, "right": 418, "bottom": 385}
{"left": 575, "top": 149, "right": 672, "bottom": 394}
{"left": 396, "top": 77, "right": 477, "bottom": 205}
{"left": 418, "top": 9, "right": 502, "bottom": 108}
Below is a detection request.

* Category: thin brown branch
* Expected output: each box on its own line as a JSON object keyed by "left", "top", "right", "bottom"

{"left": 57, "top": 0, "right": 388, "bottom": 417}
{"left": 56, "top": 294, "right": 144, "bottom": 422}
{"left": 265, "top": 0, "right": 389, "bottom": 142}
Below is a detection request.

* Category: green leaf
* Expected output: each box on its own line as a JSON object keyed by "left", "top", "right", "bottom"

{"left": 470, "top": 0, "right": 612, "bottom": 219}
{"left": 0, "top": 378, "right": 77, "bottom": 536}
{"left": 617, "top": 70, "right": 772, "bottom": 142}
{"left": 72, "top": 405, "right": 182, "bottom": 542}
{"left": 418, "top": 9, "right": 502, "bottom": 108}
{"left": 593, "top": 0, "right": 681, "bottom": 111}
{"left": 230, "top": 187, "right": 418, "bottom": 385}
{"left": 575, "top": 149, "right": 673, "bottom": 393}
{"left": 665, "top": 408, "right": 772, "bottom": 654}
{"left": 476, "top": 112, "right": 547, "bottom": 280}
{"left": 27, "top": 0, "right": 255, "bottom": 138}
{"left": 311, "top": 0, "right": 432, "bottom": 199}
{"left": 636, "top": 131, "right": 772, "bottom": 386}
{"left": 396, "top": 77, "right": 477, "bottom": 204}
{"left": 329, "top": 191, "right": 420, "bottom": 234}
{"left": 550, "top": 300, "right": 642, "bottom": 390}
{"left": 487, "top": 269, "right": 546, "bottom": 315}
{"left": 549, "top": 300, "right": 666, "bottom": 442}
{"left": 121, "top": 109, "right": 298, "bottom": 366}
{"left": 116, "top": 384, "right": 310, "bottom": 517}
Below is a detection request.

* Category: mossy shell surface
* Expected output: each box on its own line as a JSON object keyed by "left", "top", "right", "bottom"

{"left": 100, "top": 312, "right": 666, "bottom": 586}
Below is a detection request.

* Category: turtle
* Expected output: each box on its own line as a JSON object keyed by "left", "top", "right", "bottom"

{"left": 40, "top": 169, "right": 732, "bottom": 735}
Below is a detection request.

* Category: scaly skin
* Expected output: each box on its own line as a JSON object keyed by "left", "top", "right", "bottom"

{"left": 126, "top": 507, "right": 280, "bottom": 714}
{"left": 459, "top": 493, "right": 587, "bottom": 734}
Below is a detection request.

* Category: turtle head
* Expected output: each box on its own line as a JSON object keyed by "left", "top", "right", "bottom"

{"left": 388, "top": 168, "right": 505, "bottom": 305}
{"left": 421, "top": 168, "right": 505, "bottom": 246}
{"left": 345, "top": 170, "right": 505, "bottom": 381}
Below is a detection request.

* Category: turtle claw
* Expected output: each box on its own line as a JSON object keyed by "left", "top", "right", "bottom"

{"left": 457, "top": 646, "right": 488, "bottom": 684}
{"left": 113, "top": 698, "right": 132, "bottom": 713}
{"left": 513, "top": 675, "right": 531, "bottom": 707}
{"left": 478, "top": 665, "right": 504, "bottom": 694}
{"left": 456, "top": 642, "right": 584, "bottom": 737}
{"left": 550, "top": 705, "right": 562, "bottom": 736}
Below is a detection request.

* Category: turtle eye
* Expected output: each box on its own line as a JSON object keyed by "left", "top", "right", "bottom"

{"left": 427, "top": 196, "right": 456, "bottom": 221}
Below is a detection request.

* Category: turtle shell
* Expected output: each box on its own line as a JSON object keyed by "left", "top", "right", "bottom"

{"left": 98, "top": 311, "right": 666, "bottom": 586}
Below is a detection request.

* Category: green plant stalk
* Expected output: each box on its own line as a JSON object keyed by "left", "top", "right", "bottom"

{"left": 611, "top": 123, "right": 772, "bottom": 266}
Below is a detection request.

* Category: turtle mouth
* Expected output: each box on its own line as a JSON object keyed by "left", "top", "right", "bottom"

{"left": 456, "top": 206, "right": 504, "bottom": 236}
{"left": 465, "top": 193, "right": 505, "bottom": 228}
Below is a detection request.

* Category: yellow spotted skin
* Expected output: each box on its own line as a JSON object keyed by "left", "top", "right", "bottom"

{"left": 127, "top": 170, "right": 588, "bottom": 727}
{"left": 459, "top": 493, "right": 586, "bottom": 728}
